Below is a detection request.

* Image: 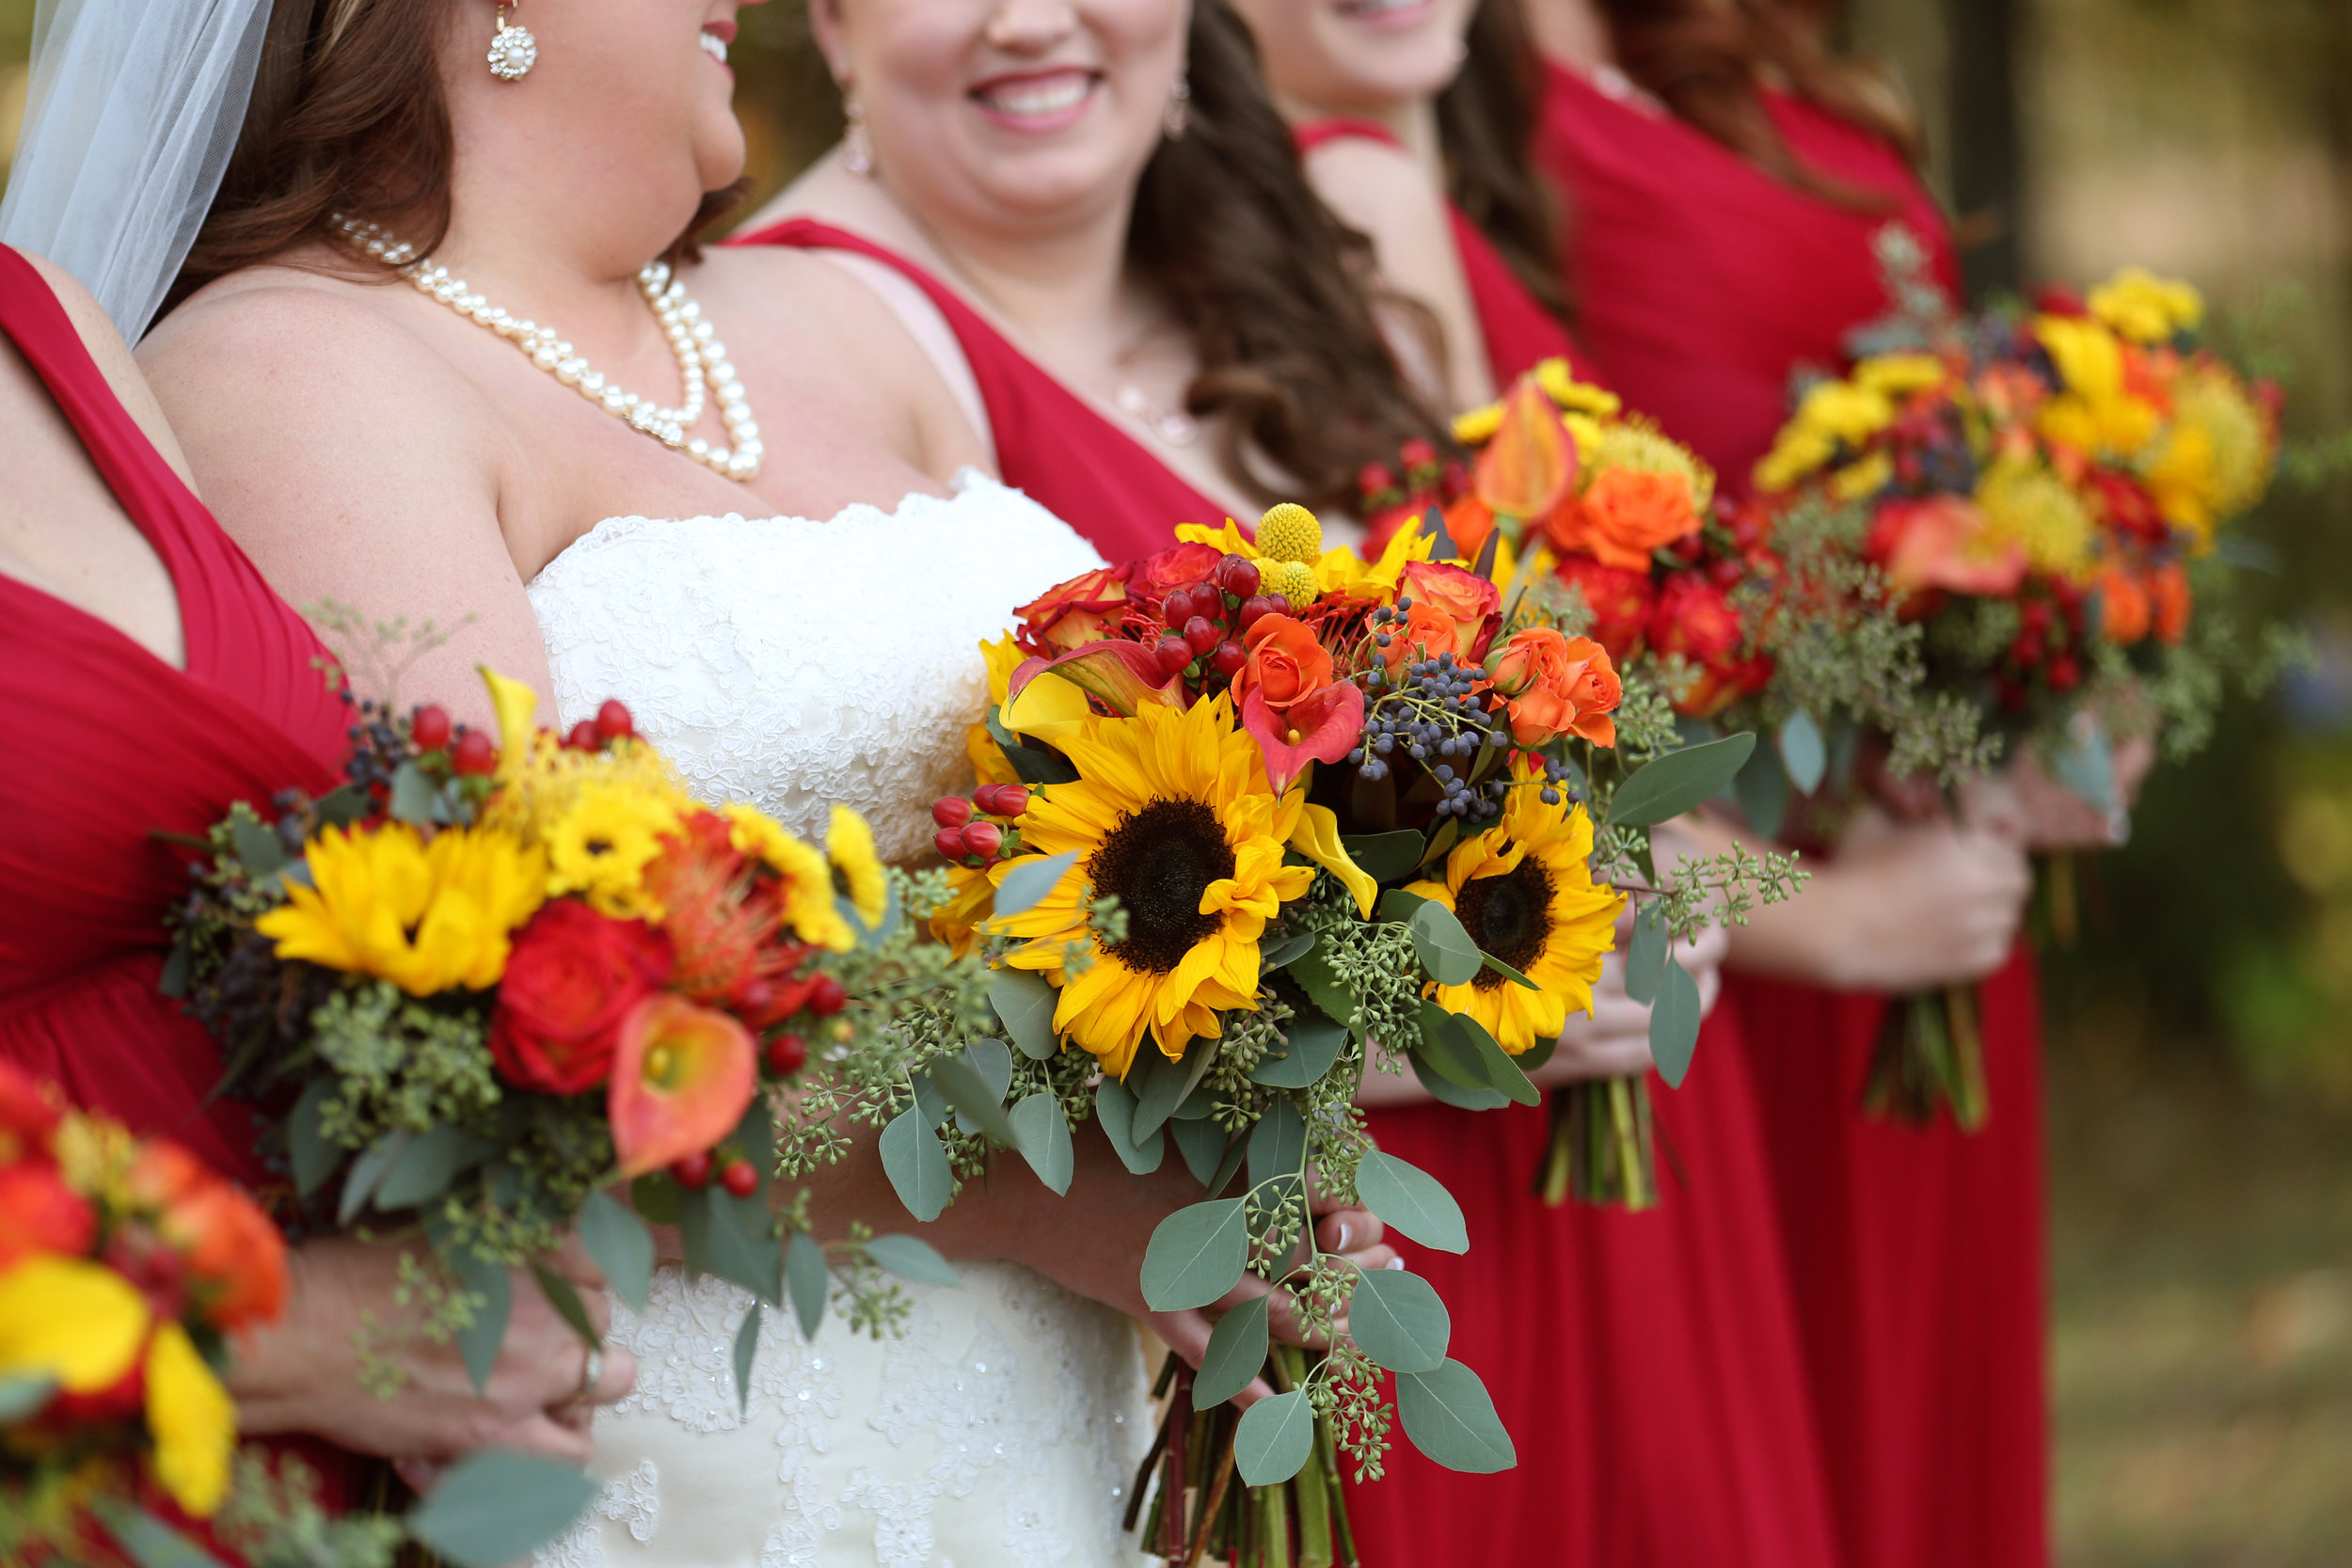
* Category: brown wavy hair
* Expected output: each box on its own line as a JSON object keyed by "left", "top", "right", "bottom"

{"left": 1436, "top": 0, "right": 1574, "bottom": 327}
{"left": 170, "top": 0, "right": 740, "bottom": 311}
{"left": 1597, "top": 0, "right": 1919, "bottom": 207}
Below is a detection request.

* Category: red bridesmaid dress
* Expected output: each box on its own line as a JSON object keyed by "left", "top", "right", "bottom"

{"left": 1540, "top": 64, "right": 2050, "bottom": 1568}
{"left": 730, "top": 216, "right": 1222, "bottom": 557}
{"left": 1295, "top": 117, "right": 1842, "bottom": 1568}
{"left": 0, "top": 245, "right": 358, "bottom": 1504}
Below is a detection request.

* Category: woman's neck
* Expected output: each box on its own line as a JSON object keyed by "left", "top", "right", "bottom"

{"left": 898, "top": 188, "right": 1146, "bottom": 373}
{"left": 1272, "top": 88, "right": 1445, "bottom": 184}
{"left": 1523, "top": 0, "right": 1618, "bottom": 70}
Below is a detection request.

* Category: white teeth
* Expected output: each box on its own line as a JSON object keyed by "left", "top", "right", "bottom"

{"left": 981, "top": 76, "right": 1089, "bottom": 117}
{"left": 698, "top": 31, "right": 729, "bottom": 64}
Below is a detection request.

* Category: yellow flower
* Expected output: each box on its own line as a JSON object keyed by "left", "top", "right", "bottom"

{"left": 1534, "top": 357, "right": 1622, "bottom": 417}
{"left": 2088, "top": 267, "right": 2203, "bottom": 345}
{"left": 0, "top": 1256, "right": 150, "bottom": 1393}
{"left": 1853, "top": 352, "right": 1951, "bottom": 397}
{"left": 543, "top": 782, "right": 683, "bottom": 922}
{"left": 987, "top": 695, "right": 1314, "bottom": 1079}
{"left": 827, "top": 805, "right": 888, "bottom": 929}
{"left": 2147, "top": 361, "right": 2275, "bottom": 540}
{"left": 723, "top": 804, "right": 854, "bottom": 953}
{"left": 1263, "top": 560, "right": 1320, "bottom": 608}
{"left": 257, "top": 823, "right": 547, "bottom": 994}
{"left": 1453, "top": 403, "right": 1503, "bottom": 445}
{"left": 1755, "top": 423, "right": 1837, "bottom": 494}
{"left": 1405, "top": 786, "right": 1622, "bottom": 1053}
{"left": 1830, "top": 451, "right": 1895, "bottom": 502}
{"left": 1791, "top": 378, "right": 1896, "bottom": 446}
{"left": 1175, "top": 515, "right": 1430, "bottom": 601}
{"left": 1256, "top": 503, "right": 1324, "bottom": 563}
{"left": 144, "top": 1321, "right": 233, "bottom": 1517}
{"left": 2032, "top": 313, "right": 2162, "bottom": 457}
{"left": 1975, "top": 459, "right": 2096, "bottom": 580}
{"left": 1588, "top": 420, "right": 1717, "bottom": 515}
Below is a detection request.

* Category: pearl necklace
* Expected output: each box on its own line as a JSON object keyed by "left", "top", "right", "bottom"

{"left": 334, "top": 215, "right": 762, "bottom": 482}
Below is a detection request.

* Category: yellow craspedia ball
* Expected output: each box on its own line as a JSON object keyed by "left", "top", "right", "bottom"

{"left": 1257, "top": 503, "right": 1324, "bottom": 564}
{"left": 1263, "top": 559, "right": 1320, "bottom": 609}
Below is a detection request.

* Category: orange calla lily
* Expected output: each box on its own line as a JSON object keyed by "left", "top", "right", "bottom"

{"left": 1473, "top": 376, "right": 1579, "bottom": 524}
{"left": 609, "top": 994, "right": 758, "bottom": 1178}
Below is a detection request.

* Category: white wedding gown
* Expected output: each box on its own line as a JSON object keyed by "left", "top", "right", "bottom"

{"left": 526, "top": 473, "right": 1153, "bottom": 1568}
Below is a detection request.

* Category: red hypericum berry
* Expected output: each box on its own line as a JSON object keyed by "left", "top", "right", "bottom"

{"left": 566, "top": 719, "right": 601, "bottom": 752}
{"left": 1673, "top": 536, "right": 1706, "bottom": 563}
{"left": 1161, "top": 588, "right": 1196, "bottom": 626}
{"left": 2022, "top": 600, "right": 2054, "bottom": 632}
{"left": 2047, "top": 655, "right": 2081, "bottom": 692}
{"left": 672, "top": 1150, "right": 713, "bottom": 1190}
{"left": 451, "top": 729, "right": 498, "bottom": 777}
{"left": 596, "top": 699, "right": 635, "bottom": 742}
{"left": 2010, "top": 632, "right": 2044, "bottom": 668}
{"left": 1708, "top": 557, "right": 1745, "bottom": 588}
{"left": 409, "top": 704, "right": 453, "bottom": 752}
{"left": 1156, "top": 635, "right": 1196, "bottom": 675}
{"left": 1236, "top": 595, "right": 1279, "bottom": 634}
{"left": 933, "top": 825, "right": 970, "bottom": 862}
{"left": 1211, "top": 641, "right": 1248, "bottom": 678}
{"left": 1359, "top": 463, "right": 1396, "bottom": 499}
{"left": 808, "top": 974, "right": 849, "bottom": 1018}
{"left": 932, "top": 795, "right": 975, "bottom": 829}
{"left": 2032, "top": 283, "right": 2087, "bottom": 318}
{"left": 1214, "top": 554, "right": 1261, "bottom": 600}
{"left": 766, "top": 1032, "right": 809, "bottom": 1076}
{"left": 1401, "top": 436, "right": 1439, "bottom": 470}
{"left": 1184, "top": 615, "right": 1221, "bottom": 655}
{"left": 720, "top": 1159, "right": 760, "bottom": 1198}
{"left": 983, "top": 784, "right": 1029, "bottom": 817}
{"left": 962, "top": 819, "right": 1005, "bottom": 859}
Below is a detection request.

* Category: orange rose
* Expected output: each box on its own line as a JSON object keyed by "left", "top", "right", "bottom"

{"left": 1397, "top": 561, "right": 1500, "bottom": 663}
{"left": 1486, "top": 628, "right": 1621, "bottom": 747}
{"left": 1015, "top": 565, "right": 1131, "bottom": 654}
{"left": 166, "top": 1177, "right": 291, "bottom": 1330}
{"left": 1441, "top": 493, "right": 1498, "bottom": 565}
{"left": 1235, "top": 614, "right": 1334, "bottom": 714}
{"left": 2150, "top": 561, "right": 2190, "bottom": 644}
{"left": 2096, "top": 564, "right": 2152, "bottom": 646}
{"left": 1557, "top": 468, "right": 1701, "bottom": 572}
{"left": 1380, "top": 599, "right": 1468, "bottom": 675}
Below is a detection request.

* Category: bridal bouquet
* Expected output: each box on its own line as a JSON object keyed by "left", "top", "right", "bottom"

{"left": 168, "top": 667, "right": 960, "bottom": 1411}
{"left": 1751, "top": 265, "right": 2290, "bottom": 1122}
{"left": 775, "top": 503, "right": 1792, "bottom": 1565}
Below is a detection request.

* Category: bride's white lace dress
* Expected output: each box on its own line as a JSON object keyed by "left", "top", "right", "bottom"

{"left": 526, "top": 472, "right": 1152, "bottom": 1568}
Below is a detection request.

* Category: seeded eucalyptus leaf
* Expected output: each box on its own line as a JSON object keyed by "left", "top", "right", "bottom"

{"left": 1349, "top": 1267, "right": 1451, "bottom": 1373}
{"left": 1287, "top": 948, "right": 1360, "bottom": 1041}
{"left": 1410, "top": 1051, "right": 1509, "bottom": 1110}
{"left": 340, "top": 1129, "right": 410, "bottom": 1226}
{"left": 1139, "top": 1198, "right": 1248, "bottom": 1311}
{"left": 1479, "top": 950, "right": 1540, "bottom": 990}
{"left": 405, "top": 1449, "right": 598, "bottom": 1568}
{"left": 228, "top": 812, "right": 289, "bottom": 878}
{"left": 1260, "top": 929, "right": 1318, "bottom": 972}
{"left": 1454, "top": 1014, "right": 1540, "bottom": 1107}
{"left": 931, "top": 1056, "right": 1017, "bottom": 1146}
{"left": 578, "top": 1190, "right": 655, "bottom": 1313}
{"left": 1649, "top": 956, "right": 1704, "bottom": 1089}
{"left": 1624, "top": 903, "right": 1671, "bottom": 1006}
{"left": 1409, "top": 900, "right": 1484, "bottom": 986}
{"left": 1192, "top": 1293, "right": 1270, "bottom": 1409}
{"left": 862, "top": 1233, "right": 959, "bottom": 1288}
{"left": 386, "top": 762, "right": 443, "bottom": 830}
{"left": 445, "top": 1247, "right": 510, "bottom": 1395}
{"left": 731, "top": 1302, "right": 761, "bottom": 1415}
{"left": 629, "top": 1171, "right": 681, "bottom": 1226}
{"left": 785, "top": 1230, "right": 829, "bottom": 1341}
{"left": 1170, "top": 1117, "right": 1229, "bottom": 1186}
{"left": 92, "top": 1501, "right": 228, "bottom": 1568}
{"left": 529, "top": 1261, "right": 601, "bottom": 1350}
{"left": 1605, "top": 733, "right": 1758, "bottom": 829}
{"left": 1395, "top": 1359, "right": 1517, "bottom": 1474}
{"left": 1735, "top": 742, "right": 1790, "bottom": 844}
{"left": 1131, "top": 1041, "right": 1215, "bottom": 1144}
{"left": 678, "top": 1187, "right": 783, "bottom": 1305}
{"left": 1206, "top": 1133, "right": 1250, "bottom": 1198}
{"left": 989, "top": 970, "right": 1062, "bottom": 1060}
{"left": 1356, "top": 1150, "right": 1470, "bottom": 1254}
{"left": 1340, "top": 830, "right": 1428, "bottom": 884}
{"left": 1377, "top": 888, "right": 1430, "bottom": 924}
{"left": 993, "top": 849, "right": 1081, "bottom": 919}
{"left": 1247, "top": 1097, "right": 1308, "bottom": 1191}
{"left": 1096, "top": 1075, "right": 1166, "bottom": 1175}
{"left": 1777, "top": 709, "right": 1828, "bottom": 797}
{"left": 376, "top": 1124, "right": 494, "bottom": 1212}
{"left": 1009, "top": 1091, "right": 1075, "bottom": 1195}
{"left": 1250, "top": 1011, "right": 1347, "bottom": 1089}
{"left": 287, "top": 1078, "right": 339, "bottom": 1198}
{"left": 1234, "top": 1390, "right": 1317, "bottom": 1485}
{"left": 880, "top": 1106, "right": 954, "bottom": 1222}
{"left": 909, "top": 1070, "right": 949, "bottom": 1132}
{"left": 1412, "top": 1003, "right": 1488, "bottom": 1091}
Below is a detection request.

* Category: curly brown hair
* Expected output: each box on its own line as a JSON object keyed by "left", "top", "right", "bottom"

{"left": 1437, "top": 0, "right": 1575, "bottom": 327}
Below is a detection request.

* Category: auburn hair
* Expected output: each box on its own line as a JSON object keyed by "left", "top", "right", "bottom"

{"left": 172, "top": 0, "right": 739, "bottom": 311}
{"left": 1435, "top": 0, "right": 1575, "bottom": 328}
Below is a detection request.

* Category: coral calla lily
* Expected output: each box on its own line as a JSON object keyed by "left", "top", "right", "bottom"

{"left": 1474, "top": 376, "right": 1578, "bottom": 524}
{"left": 609, "top": 994, "right": 758, "bottom": 1178}
{"left": 1006, "top": 640, "right": 1183, "bottom": 734}
{"left": 1241, "top": 680, "right": 1364, "bottom": 797}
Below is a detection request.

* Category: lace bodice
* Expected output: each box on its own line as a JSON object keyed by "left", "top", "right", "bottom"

{"left": 526, "top": 476, "right": 1149, "bottom": 1567}
{"left": 528, "top": 471, "right": 1102, "bottom": 861}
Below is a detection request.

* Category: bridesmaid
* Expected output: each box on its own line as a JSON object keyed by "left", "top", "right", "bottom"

{"left": 731, "top": 0, "right": 1451, "bottom": 538}
{"left": 1230, "top": 6, "right": 1846, "bottom": 1566}
{"left": 1522, "top": 4, "right": 2052, "bottom": 1566}
{"left": 0, "top": 244, "right": 638, "bottom": 1491}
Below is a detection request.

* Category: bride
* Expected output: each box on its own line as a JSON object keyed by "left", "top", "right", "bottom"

{"left": 60, "top": 0, "right": 1394, "bottom": 1561}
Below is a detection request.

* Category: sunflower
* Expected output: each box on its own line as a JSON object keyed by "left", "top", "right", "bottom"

{"left": 988, "top": 695, "right": 1315, "bottom": 1079}
{"left": 826, "top": 805, "right": 888, "bottom": 929}
{"left": 1406, "top": 784, "right": 1622, "bottom": 1054}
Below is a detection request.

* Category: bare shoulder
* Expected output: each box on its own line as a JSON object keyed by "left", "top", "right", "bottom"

{"left": 13, "top": 251, "right": 201, "bottom": 486}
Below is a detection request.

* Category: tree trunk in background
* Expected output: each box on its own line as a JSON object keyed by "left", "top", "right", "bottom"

{"left": 1944, "top": 0, "right": 2025, "bottom": 301}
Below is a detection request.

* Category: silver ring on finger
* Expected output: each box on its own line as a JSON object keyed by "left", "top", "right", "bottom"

{"left": 575, "top": 1344, "right": 604, "bottom": 1403}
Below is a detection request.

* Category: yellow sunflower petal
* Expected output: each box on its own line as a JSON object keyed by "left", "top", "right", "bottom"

{"left": 145, "top": 1321, "right": 235, "bottom": 1517}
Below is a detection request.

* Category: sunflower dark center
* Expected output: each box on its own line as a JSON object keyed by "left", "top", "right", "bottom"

{"left": 1089, "top": 798, "right": 1235, "bottom": 975}
{"left": 1454, "top": 859, "right": 1554, "bottom": 991}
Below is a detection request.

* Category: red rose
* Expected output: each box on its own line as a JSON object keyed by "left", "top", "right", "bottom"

{"left": 0, "top": 1161, "right": 95, "bottom": 1270}
{"left": 1649, "top": 574, "right": 1770, "bottom": 719}
{"left": 1130, "top": 541, "right": 1227, "bottom": 597}
{"left": 1549, "top": 553, "right": 1656, "bottom": 657}
{"left": 1015, "top": 565, "right": 1133, "bottom": 655}
{"left": 1398, "top": 561, "right": 1501, "bottom": 663}
{"left": 491, "top": 903, "right": 675, "bottom": 1094}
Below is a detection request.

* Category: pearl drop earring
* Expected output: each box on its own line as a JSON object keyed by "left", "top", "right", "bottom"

{"left": 842, "top": 94, "right": 875, "bottom": 177}
{"left": 1163, "top": 74, "right": 1191, "bottom": 140}
{"left": 486, "top": 2, "right": 537, "bottom": 80}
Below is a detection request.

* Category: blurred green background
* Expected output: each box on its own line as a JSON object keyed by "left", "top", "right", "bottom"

{"left": 5, "top": 1, "right": 2348, "bottom": 1561}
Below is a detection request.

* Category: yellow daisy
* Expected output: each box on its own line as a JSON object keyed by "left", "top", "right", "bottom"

{"left": 1405, "top": 786, "right": 1622, "bottom": 1054}
{"left": 827, "top": 805, "right": 888, "bottom": 929}
{"left": 987, "top": 695, "right": 1315, "bottom": 1079}
{"left": 723, "top": 804, "right": 854, "bottom": 953}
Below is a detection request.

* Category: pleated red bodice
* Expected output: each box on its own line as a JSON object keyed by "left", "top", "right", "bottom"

{"left": 730, "top": 217, "right": 1222, "bottom": 560}
{"left": 0, "top": 245, "right": 350, "bottom": 1183}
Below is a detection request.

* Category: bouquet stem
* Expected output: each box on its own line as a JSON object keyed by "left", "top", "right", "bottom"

{"left": 1133, "top": 1350, "right": 1358, "bottom": 1568}
{"left": 1861, "top": 985, "right": 1988, "bottom": 1131}
{"left": 1536, "top": 1076, "right": 1656, "bottom": 1209}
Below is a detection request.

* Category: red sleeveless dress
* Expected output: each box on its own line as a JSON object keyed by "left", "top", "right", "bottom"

{"left": 0, "top": 245, "right": 358, "bottom": 1510}
{"left": 730, "top": 217, "right": 1220, "bottom": 559}
{"left": 1293, "top": 118, "right": 1842, "bottom": 1568}
{"left": 1540, "top": 66, "right": 2050, "bottom": 1568}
